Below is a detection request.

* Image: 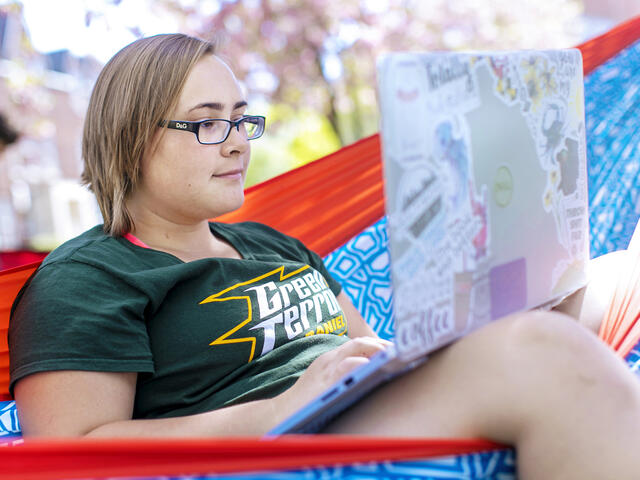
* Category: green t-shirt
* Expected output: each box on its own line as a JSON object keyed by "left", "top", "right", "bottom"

{"left": 9, "top": 222, "right": 349, "bottom": 419}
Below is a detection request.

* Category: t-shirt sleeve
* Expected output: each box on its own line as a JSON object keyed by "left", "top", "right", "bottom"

{"left": 9, "top": 260, "right": 154, "bottom": 395}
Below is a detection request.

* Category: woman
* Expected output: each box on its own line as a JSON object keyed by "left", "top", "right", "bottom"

{"left": 8, "top": 34, "right": 640, "bottom": 479}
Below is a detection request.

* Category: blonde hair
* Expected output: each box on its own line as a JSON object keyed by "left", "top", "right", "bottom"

{"left": 81, "top": 34, "right": 216, "bottom": 236}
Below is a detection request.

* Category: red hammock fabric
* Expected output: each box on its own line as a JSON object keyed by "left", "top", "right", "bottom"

{"left": 0, "top": 263, "right": 36, "bottom": 400}
{"left": 0, "top": 436, "right": 502, "bottom": 480}
{"left": 0, "top": 252, "right": 48, "bottom": 272}
{"left": 0, "top": 15, "right": 638, "bottom": 480}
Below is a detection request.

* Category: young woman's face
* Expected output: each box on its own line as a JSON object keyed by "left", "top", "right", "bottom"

{"left": 134, "top": 55, "right": 251, "bottom": 224}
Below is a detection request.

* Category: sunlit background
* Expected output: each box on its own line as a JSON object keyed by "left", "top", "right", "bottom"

{"left": 0, "top": 0, "right": 638, "bottom": 252}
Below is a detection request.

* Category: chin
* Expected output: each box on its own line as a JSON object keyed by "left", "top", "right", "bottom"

{"left": 212, "top": 193, "right": 245, "bottom": 218}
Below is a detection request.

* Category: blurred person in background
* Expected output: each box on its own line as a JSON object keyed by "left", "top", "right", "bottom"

{"left": 0, "top": 113, "right": 18, "bottom": 153}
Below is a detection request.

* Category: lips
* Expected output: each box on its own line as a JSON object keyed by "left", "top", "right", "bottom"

{"left": 212, "top": 168, "right": 243, "bottom": 179}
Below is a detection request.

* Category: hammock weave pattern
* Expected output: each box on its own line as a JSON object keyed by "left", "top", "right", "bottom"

{"left": 0, "top": 16, "right": 639, "bottom": 480}
{"left": 586, "top": 35, "right": 640, "bottom": 257}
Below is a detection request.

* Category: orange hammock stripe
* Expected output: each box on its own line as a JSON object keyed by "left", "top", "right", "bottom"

{"left": 600, "top": 220, "right": 640, "bottom": 357}
{"left": 218, "top": 133, "right": 384, "bottom": 257}
{"left": 580, "top": 15, "right": 640, "bottom": 76}
{"left": 0, "top": 263, "right": 39, "bottom": 400}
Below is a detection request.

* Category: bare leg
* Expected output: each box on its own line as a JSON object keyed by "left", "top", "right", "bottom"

{"left": 325, "top": 311, "right": 640, "bottom": 480}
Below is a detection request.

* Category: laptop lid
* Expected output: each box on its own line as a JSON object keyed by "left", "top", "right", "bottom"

{"left": 377, "top": 49, "right": 589, "bottom": 360}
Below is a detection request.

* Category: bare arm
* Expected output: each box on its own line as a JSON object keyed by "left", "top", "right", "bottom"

{"left": 14, "top": 336, "right": 389, "bottom": 438}
{"left": 14, "top": 370, "right": 289, "bottom": 437}
{"left": 336, "top": 291, "right": 378, "bottom": 338}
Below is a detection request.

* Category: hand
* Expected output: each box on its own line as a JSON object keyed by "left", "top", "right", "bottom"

{"left": 279, "top": 336, "right": 392, "bottom": 413}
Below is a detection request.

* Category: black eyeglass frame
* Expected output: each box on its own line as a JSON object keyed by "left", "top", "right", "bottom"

{"left": 160, "top": 115, "right": 266, "bottom": 145}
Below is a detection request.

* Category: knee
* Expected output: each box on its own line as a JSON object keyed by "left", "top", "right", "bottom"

{"left": 497, "top": 310, "right": 637, "bottom": 391}
{"left": 495, "top": 310, "right": 608, "bottom": 372}
{"left": 502, "top": 310, "right": 640, "bottom": 422}
{"left": 505, "top": 310, "right": 593, "bottom": 351}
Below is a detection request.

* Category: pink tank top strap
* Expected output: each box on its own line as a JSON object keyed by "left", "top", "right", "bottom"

{"left": 123, "top": 232, "right": 150, "bottom": 249}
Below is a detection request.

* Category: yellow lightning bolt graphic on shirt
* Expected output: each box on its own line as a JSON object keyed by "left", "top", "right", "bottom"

{"left": 200, "top": 265, "right": 310, "bottom": 363}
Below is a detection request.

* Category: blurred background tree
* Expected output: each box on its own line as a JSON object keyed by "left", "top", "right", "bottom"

{"left": 0, "top": 0, "right": 637, "bottom": 252}
{"left": 151, "top": 0, "right": 586, "bottom": 184}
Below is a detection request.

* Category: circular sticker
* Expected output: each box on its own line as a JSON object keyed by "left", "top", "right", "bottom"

{"left": 493, "top": 166, "right": 513, "bottom": 207}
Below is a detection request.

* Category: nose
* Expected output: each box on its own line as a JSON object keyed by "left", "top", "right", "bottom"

{"left": 220, "top": 123, "right": 249, "bottom": 157}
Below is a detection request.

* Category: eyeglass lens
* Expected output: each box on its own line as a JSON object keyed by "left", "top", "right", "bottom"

{"left": 198, "top": 118, "right": 262, "bottom": 144}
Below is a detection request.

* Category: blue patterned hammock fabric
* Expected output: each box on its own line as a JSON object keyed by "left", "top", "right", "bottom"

{"left": 1, "top": 22, "right": 639, "bottom": 480}
{"left": 585, "top": 37, "right": 640, "bottom": 258}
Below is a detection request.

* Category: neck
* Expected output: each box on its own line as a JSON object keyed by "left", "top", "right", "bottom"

{"left": 132, "top": 216, "right": 214, "bottom": 252}
{"left": 125, "top": 197, "right": 240, "bottom": 261}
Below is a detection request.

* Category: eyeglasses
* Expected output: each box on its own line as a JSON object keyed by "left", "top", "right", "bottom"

{"left": 161, "top": 115, "right": 266, "bottom": 145}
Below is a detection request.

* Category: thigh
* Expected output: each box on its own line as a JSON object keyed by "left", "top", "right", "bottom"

{"left": 323, "top": 314, "right": 525, "bottom": 440}
{"left": 323, "top": 308, "right": 631, "bottom": 443}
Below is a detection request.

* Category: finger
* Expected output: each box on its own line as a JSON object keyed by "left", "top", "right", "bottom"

{"left": 335, "top": 356, "right": 371, "bottom": 378}
{"left": 352, "top": 336, "right": 393, "bottom": 347}
{"left": 337, "top": 337, "right": 388, "bottom": 359}
{"left": 376, "top": 338, "right": 394, "bottom": 347}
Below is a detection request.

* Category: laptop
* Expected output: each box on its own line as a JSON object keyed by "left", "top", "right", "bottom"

{"left": 268, "top": 48, "right": 589, "bottom": 435}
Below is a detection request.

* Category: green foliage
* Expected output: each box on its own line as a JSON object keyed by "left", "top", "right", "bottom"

{"left": 245, "top": 105, "right": 341, "bottom": 187}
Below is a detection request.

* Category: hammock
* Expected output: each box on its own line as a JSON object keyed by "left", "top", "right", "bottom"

{"left": 0, "top": 16, "right": 639, "bottom": 480}
{"left": 0, "top": 252, "right": 47, "bottom": 272}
